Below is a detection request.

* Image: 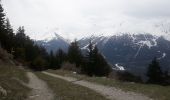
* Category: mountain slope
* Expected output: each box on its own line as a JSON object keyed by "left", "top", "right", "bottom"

{"left": 78, "top": 33, "right": 170, "bottom": 76}
{"left": 37, "top": 32, "right": 170, "bottom": 76}
{"left": 0, "top": 48, "right": 30, "bottom": 100}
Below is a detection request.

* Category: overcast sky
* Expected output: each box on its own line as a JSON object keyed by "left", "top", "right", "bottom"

{"left": 2, "top": 0, "right": 170, "bottom": 40}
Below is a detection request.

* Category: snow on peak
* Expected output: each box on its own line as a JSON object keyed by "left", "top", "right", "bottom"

{"left": 36, "top": 30, "right": 60, "bottom": 41}
{"left": 135, "top": 38, "right": 157, "bottom": 49}
{"left": 79, "top": 33, "right": 161, "bottom": 49}
{"left": 128, "top": 34, "right": 158, "bottom": 49}
{"left": 37, "top": 31, "right": 70, "bottom": 43}
{"left": 35, "top": 28, "right": 70, "bottom": 43}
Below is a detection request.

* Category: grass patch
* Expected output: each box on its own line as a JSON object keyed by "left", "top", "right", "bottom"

{"left": 0, "top": 64, "right": 30, "bottom": 100}
{"left": 47, "top": 69, "right": 170, "bottom": 100}
{"left": 36, "top": 72, "right": 109, "bottom": 100}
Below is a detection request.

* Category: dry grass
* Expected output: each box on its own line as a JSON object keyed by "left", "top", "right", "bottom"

{"left": 36, "top": 72, "right": 109, "bottom": 100}
{"left": 0, "top": 64, "right": 30, "bottom": 100}
{"left": 47, "top": 69, "right": 170, "bottom": 100}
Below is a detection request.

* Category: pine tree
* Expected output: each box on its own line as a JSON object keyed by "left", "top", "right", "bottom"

{"left": 15, "top": 26, "right": 27, "bottom": 47}
{"left": 4, "top": 18, "right": 14, "bottom": 52}
{"left": 68, "top": 40, "right": 82, "bottom": 67}
{"left": 147, "top": 57, "right": 164, "bottom": 84}
{"left": 0, "top": 1, "right": 6, "bottom": 48}
{"left": 14, "top": 27, "right": 27, "bottom": 60}
{"left": 0, "top": 1, "right": 50, "bottom": 69}
{"left": 92, "top": 46, "right": 111, "bottom": 76}
{"left": 49, "top": 50, "right": 55, "bottom": 68}
{"left": 83, "top": 41, "right": 111, "bottom": 76}
{"left": 5, "top": 19, "right": 13, "bottom": 33}
{"left": 83, "top": 41, "right": 94, "bottom": 76}
{"left": 55, "top": 49, "right": 66, "bottom": 68}
{"left": 87, "top": 41, "right": 93, "bottom": 64}
{"left": 0, "top": 1, "right": 5, "bottom": 31}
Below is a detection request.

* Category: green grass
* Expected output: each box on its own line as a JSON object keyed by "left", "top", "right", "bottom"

{"left": 36, "top": 72, "right": 109, "bottom": 100}
{"left": 47, "top": 69, "right": 170, "bottom": 100}
{"left": 0, "top": 64, "right": 30, "bottom": 100}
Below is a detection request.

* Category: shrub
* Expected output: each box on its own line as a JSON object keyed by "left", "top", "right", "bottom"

{"left": 61, "top": 62, "right": 80, "bottom": 73}
{"left": 31, "top": 56, "right": 47, "bottom": 71}
{"left": 0, "top": 47, "right": 12, "bottom": 60}
{"left": 0, "top": 47, "right": 14, "bottom": 65}
{"left": 109, "top": 70, "right": 142, "bottom": 83}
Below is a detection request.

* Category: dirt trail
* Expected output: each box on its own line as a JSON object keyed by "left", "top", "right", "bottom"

{"left": 42, "top": 71, "right": 152, "bottom": 100}
{"left": 26, "top": 72, "right": 54, "bottom": 100}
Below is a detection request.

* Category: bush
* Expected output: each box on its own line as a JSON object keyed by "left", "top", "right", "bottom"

{"left": 0, "top": 47, "right": 13, "bottom": 61}
{"left": 0, "top": 47, "right": 14, "bottom": 65}
{"left": 109, "top": 70, "right": 142, "bottom": 83}
{"left": 61, "top": 62, "right": 80, "bottom": 73}
{"left": 31, "top": 56, "right": 47, "bottom": 71}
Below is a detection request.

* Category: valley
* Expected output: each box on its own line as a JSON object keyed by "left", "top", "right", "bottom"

{"left": 37, "top": 33, "right": 170, "bottom": 77}
{"left": 1, "top": 0, "right": 170, "bottom": 100}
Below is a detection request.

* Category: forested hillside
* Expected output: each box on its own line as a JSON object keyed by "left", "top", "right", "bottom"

{"left": 0, "top": 1, "right": 111, "bottom": 77}
{"left": 0, "top": 0, "right": 169, "bottom": 85}
{"left": 0, "top": 2, "right": 50, "bottom": 70}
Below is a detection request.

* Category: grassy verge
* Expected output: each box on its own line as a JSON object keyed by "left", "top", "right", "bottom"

{"left": 0, "top": 64, "right": 30, "bottom": 100}
{"left": 36, "top": 72, "right": 109, "bottom": 100}
{"left": 47, "top": 69, "right": 170, "bottom": 100}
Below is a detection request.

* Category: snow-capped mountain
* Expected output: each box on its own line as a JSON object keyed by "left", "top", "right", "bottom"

{"left": 36, "top": 33, "right": 69, "bottom": 53}
{"left": 36, "top": 31, "right": 170, "bottom": 77}
{"left": 78, "top": 33, "right": 170, "bottom": 76}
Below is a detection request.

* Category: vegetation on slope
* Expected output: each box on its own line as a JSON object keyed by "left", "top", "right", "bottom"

{"left": 47, "top": 69, "right": 170, "bottom": 100}
{"left": 0, "top": 45, "right": 30, "bottom": 100}
{"left": 0, "top": 63, "right": 30, "bottom": 100}
{"left": 36, "top": 72, "right": 109, "bottom": 100}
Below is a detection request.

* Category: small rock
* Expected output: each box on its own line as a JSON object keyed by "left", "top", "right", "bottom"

{"left": 0, "top": 86, "right": 7, "bottom": 96}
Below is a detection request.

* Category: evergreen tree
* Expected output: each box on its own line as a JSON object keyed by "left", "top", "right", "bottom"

{"left": 83, "top": 41, "right": 111, "bottom": 76}
{"left": 0, "top": 2, "right": 50, "bottom": 69}
{"left": 0, "top": 0, "right": 5, "bottom": 29}
{"left": 30, "top": 45, "right": 49, "bottom": 69}
{"left": 147, "top": 57, "right": 164, "bottom": 84}
{"left": 4, "top": 18, "right": 14, "bottom": 52}
{"left": 92, "top": 46, "right": 111, "bottom": 76}
{"left": 49, "top": 50, "right": 56, "bottom": 68}
{"left": 14, "top": 47, "right": 26, "bottom": 60}
{"left": 0, "top": 1, "right": 7, "bottom": 48}
{"left": 87, "top": 41, "right": 93, "bottom": 64}
{"left": 15, "top": 26, "right": 27, "bottom": 47}
{"left": 5, "top": 19, "right": 13, "bottom": 34}
{"left": 68, "top": 40, "right": 82, "bottom": 67}
{"left": 83, "top": 41, "right": 94, "bottom": 76}
{"left": 55, "top": 49, "right": 66, "bottom": 68}
{"left": 14, "top": 27, "right": 27, "bottom": 60}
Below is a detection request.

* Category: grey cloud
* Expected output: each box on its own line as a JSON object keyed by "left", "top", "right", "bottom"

{"left": 123, "top": 0, "right": 170, "bottom": 18}
{"left": 2, "top": 0, "right": 170, "bottom": 40}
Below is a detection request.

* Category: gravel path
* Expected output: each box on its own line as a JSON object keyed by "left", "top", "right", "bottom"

{"left": 26, "top": 72, "right": 54, "bottom": 100}
{"left": 42, "top": 71, "right": 152, "bottom": 100}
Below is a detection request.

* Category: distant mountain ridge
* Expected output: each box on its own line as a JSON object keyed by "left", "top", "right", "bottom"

{"left": 36, "top": 33, "right": 170, "bottom": 77}
{"left": 78, "top": 34, "right": 170, "bottom": 76}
